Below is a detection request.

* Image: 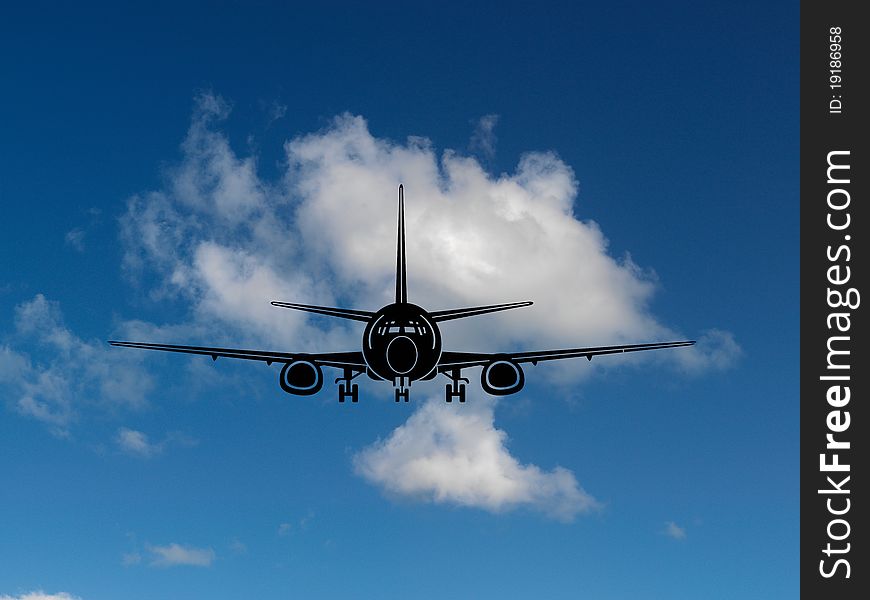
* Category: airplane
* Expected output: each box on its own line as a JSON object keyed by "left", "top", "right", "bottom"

{"left": 110, "top": 185, "right": 695, "bottom": 403}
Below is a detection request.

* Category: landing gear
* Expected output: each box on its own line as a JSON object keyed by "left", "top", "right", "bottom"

{"left": 445, "top": 383, "right": 466, "bottom": 403}
{"left": 445, "top": 368, "right": 468, "bottom": 403}
{"left": 338, "top": 383, "right": 359, "bottom": 403}
{"left": 394, "top": 377, "right": 410, "bottom": 402}
{"left": 336, "top": 369, "right": 361, "bottom": 403}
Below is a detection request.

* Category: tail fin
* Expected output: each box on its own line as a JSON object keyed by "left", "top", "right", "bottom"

{"left": 396, "top": 184, "right": 408, "bottom": 304}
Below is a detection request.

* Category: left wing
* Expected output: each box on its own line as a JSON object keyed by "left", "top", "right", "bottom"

{"left": 108, "top": 341, "right": 366, "bottom": 370}
{"left": 438, "top": 340, "right": 695, "bottom": 371}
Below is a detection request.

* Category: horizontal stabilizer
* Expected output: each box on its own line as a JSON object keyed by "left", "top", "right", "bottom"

{"left": 429, "top": 301, "right": 533, "bottom": 322}
{"left": 271, "top": 301, "right": 374, "bottom": 322}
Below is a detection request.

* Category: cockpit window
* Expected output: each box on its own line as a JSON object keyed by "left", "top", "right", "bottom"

{"left": 377, "top": 320, "right": 428, "bottom": 335}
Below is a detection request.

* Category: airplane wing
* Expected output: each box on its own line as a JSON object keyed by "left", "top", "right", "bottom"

{"left": 108, "top": 341, "right": 366, "bottom": 370}
{"left": 437, "top": 340, "right": 695, "bottom": 371}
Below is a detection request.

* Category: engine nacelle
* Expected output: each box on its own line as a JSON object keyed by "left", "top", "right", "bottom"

{"left": 279, "top": 359, "right": 323, "bottom": 396}
{"left": 481, "top": 358, "right": 525, "bottom": 396}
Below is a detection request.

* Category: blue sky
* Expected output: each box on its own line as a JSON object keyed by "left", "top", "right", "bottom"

{"left": 1, "top": 2, "right": 797, "bottom": 599}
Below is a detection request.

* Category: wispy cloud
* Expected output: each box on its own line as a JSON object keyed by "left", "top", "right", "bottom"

{"left": 0, "top": 295, "right": 153, "bottom": 436}
{"left": 0, "top": 593, "right": 81, "bottom": 600}
{"left": 664, "top": 521, "right": 687, "bottom": 540}
{"left": 115, "top": 427, "right": 197, "bottom": 458}
{"left": 676, "top": 329, "right": 742, "bottom": 373}
{"left": 63, "top": 207, "right": 102, "bottom": 252}
{"left": 116, "top": 428, "right": 157, "bottom": 457}
{"left": 354, "top": 397, "right": 599, "bottom": 521}
{"left": 146, "top": 543, "right": 215, "bottom": 567}
{"left": 64, "top": 228, "right": 86, "bottom": 252}
{"left": 277, "top": 510, "right": 314, "bottom": 536}
{"left": 265, "top": 99, "right": 287, "bottom": 126}
{"left": 469, "top": 113, "right": 499, "bottom": 160}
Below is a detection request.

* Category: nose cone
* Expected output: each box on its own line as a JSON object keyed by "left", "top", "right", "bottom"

{"left": 386, "top": 335, "right": 418, "bottom": 375}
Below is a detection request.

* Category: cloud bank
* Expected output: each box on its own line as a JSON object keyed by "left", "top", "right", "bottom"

{"left": 120, "top": 93, "right": 735, "bottom": 373}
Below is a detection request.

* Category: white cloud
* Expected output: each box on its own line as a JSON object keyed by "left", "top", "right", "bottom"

{"left": 146, "top": 543, "right": 215, "bottom": 567}
{"left": 354, "top": 397, "right": 599, "bottom": 521}
{"left": 116, "top": 428, "right": 155, "bottom": 456}
{"left": 0, "top": 295, "right": 153, "bottom": 435}
{"left": 120, "top": 95, "right": 735, "bottom": 373}
{"left": 0, "top": 593, "right": 81, "bottom": 600}
{"left": 115, "top": 427, "right": 196, "bottom": 458}
{"left": 664, "top": 521, "right": 687, "bottom": 540}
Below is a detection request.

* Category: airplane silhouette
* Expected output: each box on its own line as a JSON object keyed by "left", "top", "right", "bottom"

{"left": 110, "top": 185, "right": 695, "bottom": 403}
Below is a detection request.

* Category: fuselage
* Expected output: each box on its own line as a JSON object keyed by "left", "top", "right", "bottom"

{"left": 362, "top": 303, "right": 442, "bottom": 382}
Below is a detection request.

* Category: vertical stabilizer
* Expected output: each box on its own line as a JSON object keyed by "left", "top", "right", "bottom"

{"left": 395, "top": 184, "right": 408, "bottom": 304}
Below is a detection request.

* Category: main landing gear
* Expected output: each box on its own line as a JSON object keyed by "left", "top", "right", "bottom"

{"left": 336, "top": 369, "right": 361, "bottom": 403}
{"left": 445, "top": 368, "right": 468, "bottom": 403}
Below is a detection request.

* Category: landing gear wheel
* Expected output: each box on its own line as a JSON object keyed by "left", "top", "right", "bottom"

{"left": 338, "top": 383, "right": 359, "bottom": 403}
{"left": 445, "top": 382, "right": 466, "bottom": 403}
{"left": 336, "top": 369, "right": 360, "bottom": 403}
{"left": 395, "top": 388, "right": 410, "bottom": 403}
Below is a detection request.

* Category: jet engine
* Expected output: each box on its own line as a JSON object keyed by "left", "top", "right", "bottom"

{"left": 279, "top": 359, "right": 323, "bottom": 395}
{"left": 481, "top": 358, "right": 525, "bottom": 396}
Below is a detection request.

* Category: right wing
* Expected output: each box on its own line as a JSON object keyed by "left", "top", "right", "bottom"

{"left": 108, "top": 340, "right": 366, "bottom": 370}
{"left": 438, "top": 340, "right": 695, "bottom": 371}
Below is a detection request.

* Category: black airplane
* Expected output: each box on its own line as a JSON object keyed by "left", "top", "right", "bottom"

{"left": 110, "top": 185, "right": 695, "bottom": 403}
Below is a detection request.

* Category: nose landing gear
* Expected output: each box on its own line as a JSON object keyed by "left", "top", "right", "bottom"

{"left": 394, "top": 377, "right": 410, "bottom": 402}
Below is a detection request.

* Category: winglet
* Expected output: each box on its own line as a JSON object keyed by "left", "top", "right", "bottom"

{"left": 396, "top": 184, "right": 408, "bottom": 304}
